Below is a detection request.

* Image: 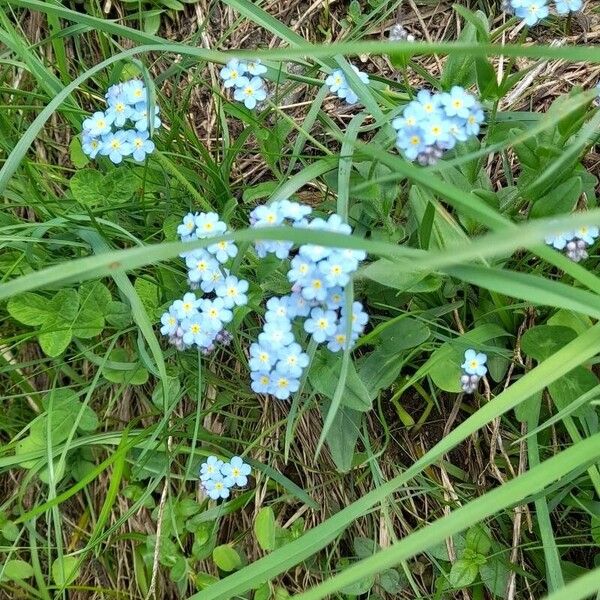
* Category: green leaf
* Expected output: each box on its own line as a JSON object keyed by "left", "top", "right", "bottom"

{"left": 2, "top": 559, "right": 34, "bottom": 581}
{"left": 448, "top": 558, "right": 479, "bottom": 588}
{"left": 379, "top": 318, "right": 430, "bottom": 354}
{"left": 1, "top": 520, "right": 19, "bottom": 541}
{"left": 213, "top": 545, "right": 243, "bottom": 572}
{"left": 479, "top": 558, "right": 510, "bottom": 596}
{"left": 38, "top": 289, "right": 81, "bottom": 356}
{"left": 521, "top": 325, "right": 577, "bottom": 362}
{"left": 7, "top": 292, "right": 49, "bottom": 325}
{"left": 134, "top": 277, "right": 160, "bottom": 317}
{"left": 379, "top": 568, "right": 405, "bottom": 594}
{"left": 363, "top": 259, "right": 441, "bottom": 293}
{"left": 79, "top": 281, "right": 112, "bottom": 315}
{"left": 310, "top": 352, "right": 373, "bottom": 412}
{"left": 465, "top": 524, "right": 491, "bottom": 556}
{"left": 255, "top": 507, "right": 276, "bottom": 552}
{"left": 103, "top": 169, "right": 140, "bottom": 203}
{"left": 530, "top": 176, "right": 582, "bottom": 218}
{"left": 69, "top": 137, "right": 89, "bottom": 169}
{"left": 70, "top": 169, "right": 105, "bottom": 205}
{"left": 105, "top": 300, "right": 132, "bottom": 328}
{"left": 102, "top": 349, "right": 149, "bottom": 385}
{"left": 339, "top": 571, "right": 374, "bottom": 596}
{"left": 427, "top": 534, "right": 466, "bottom": 562}
{"left": 52, "top": 555, "right": 80, "bottom": 587}
{"left": 354, "top": 537, "right": 378, "bottom": 559}
{"left": 324, "top": 405, "right": 361, "bottom": 473}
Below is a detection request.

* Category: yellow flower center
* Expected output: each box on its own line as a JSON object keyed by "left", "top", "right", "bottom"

{"left": 470, "top": 359, "right": 478, "bottom": 369}
{"left": 312, "top": 280, "right": 322, "bottom": 289}
{"left": 336, "top": 334, "right": 346, "bottom": 343}
{"left": 244, "top": 86, "right": 254, "bottom": 96}
{"left": 260, "top": 375, "right": 269, "bottom": 385}
{"left": 110, "top": 140, "right": 121, "bottom": 149}
{"left": 317, "top": 318, "right": 328, "bottom": 329}
{"left": 97, "top": 119, "right": 106, "bottom": 128}
{"left": 277, "top": 378, "right": 288, "bottom": 388}
{"left": 227, "top": 287, "right": 237, "bottom": 296}
{"left": 410, "top": 136, "right": 421, "bottom": 146}
{"left": 453, "top": 99, "right": 463, "bottom": 109}
{"left": 232, "top": 468, "right": 240, "bottom": 477}
{"left": 259, "top": 353, "right": 269, "bottom": 362}
{"left": 191, "top": 324, "right": 200, "bottom": 334}
{"left": 183, "top": 302, "right": 192, "bottom": 311}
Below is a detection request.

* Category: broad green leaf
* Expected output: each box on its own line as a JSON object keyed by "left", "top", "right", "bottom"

{"left": 479, "top": 558, "right": 510, "bottom": 596}
{"left": 521, "top": 325, "right": 577, "bottom": 362}
{"left": 465, "top": 524, "right": 491, "bottom": 556}
{"left": 2, "top": 559, "right": 34, "bottom": 581}
{"left": 379, "top": 568, "right": 406, "bottom": 594}
{"left": 134, "top": 278, "right": 161, "bottom": 317}
{"left": 1, "top": 520, "right": 19, "bottom": 541}
{"left": 363, "top": 260, "right": 441, "bottom": 293}
{"left": 69, "top": 137, "right": 89, "bottom": 169}
{"left": 7, "top": 292, "right": 49, "bottom": 325}
{"left": 547, "top": 310, "right": 592, "bottom": 335}
{"left": 379, "top": 318, "right": 430, "bottom": 354}
{"left": 103, "top": 349, "right": 149, "bottom": 385}
{"left": 356, "top": 349, "right": 403, "bottom": 396}
{"left": 309, "top": 352, "right": 372, "bottom": 412}
{"left": 427, "top": 534, "right": 466, "bottom": 562}
{"left": 255, "top": 507, "right": 276, "bottom": 552}
{"left": 339, "top": 573, "right": 375, "bottom": 596}
{"left": 38, "top": 322, "right": 72, "bottom": 357}
{"left": 324, "top": 405, "right": 361, "bottom": 473}
{"left": 79, "top": 281, "right": 112, "bottom": 315}
{"left": 448, "top": 558, "right": 479, "bottom": 588}
{"left": 103, "top": 169, "right": 140, "bottom": 203}
{"left": 70, "top": 169, "right": 105, "bottom": 205}
{"left": 41, "top": 389, "right": 98, "bottom": 433}
{"left": 105, "top": 300, "right": 132, "bottom": 328}
{"left": 530, "top": 176, "right": 581, "bottom": 218}
{"left": 213, "top": 545, "right": 242, "bottom": 572}
{"left": 354, "top": 537, "right": 378, "bottom": 559}
{"left": 52, "top": 555, "right": 80, "bottom": 586}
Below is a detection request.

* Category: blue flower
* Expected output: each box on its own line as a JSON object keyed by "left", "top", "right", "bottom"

{"left": 185, "top": 250, "right": 219, "bottom": 284}
{"left": 251, "top": 370, "right": 273, "bottom": 394}
{"left": 277, "top": 199, "right": 312, "bottom": 221}
{"left": 127, "top": 130, "right": 155, "bottom": 161}
{"left": 318, "top": 254, "right": 352, "bottom": 287}
{"left": 131, "top": 103, "right": 161, "bottom": 132}
{"left": 574, "top": 225, "right": 599, "bottom": 245}
{"left": 396, "top": 127, "right": 427, "bottom": 161}
{"left": 326, "top": 329, "right": 351, "bottom": 352}
{"left": 440, "top": 86, "right": 476, "bottom": 119}
{"left": 200, "top": 298, "right": 233, "bottom": 329}
{"left": 195, "top": 212, "right": 227, "bottom": 238}
{"left": 106, "top": 97, "right": 133, "bottom": 127}
{"left": 514, "top": 0, "right": 549, "bottom": 26}
{"left": 265, "top": 296, "right": 293, "bottom": 322}
{"left": 276, "top": 343, "right": 309, "bottom": 378}
{"left": 258, "top": 318, "right": 294, "bottom": 349}
{"left": 173, "top": 292, "right": 201, "bottom": 320}
{"left": 422, "top": 116, "right": 453, "bottom": 147}
{"left": 249, "top": 342, "right": 276, "bottom": 371}
{"left": 99, "top": 130, "right": 133, "bottom": 164}
{"left": 221, "top": 456, "right": 251, "bottom": 487}
{"left": 341, "top": 301, "right": 369, "bottom": 334}
{"left": 203, "top": 473, "right": 231, "bottom": 500}
{"left": 220, "top": 59, "right": 248, "bottom": 88}
{"left": 234, "top": 76, "right": 267, "bottom": 109}
{"left": 287, "top": 292, "right": 311, "bottom": 318}
{"left": 246, "top": 59, "right": 267, "bottom": 76}
{"left": 544, "top": 231, "right": 574, "bottom": 250}
{"left": 461, "top": 349, "right": 488, "bottom": 377}
{"left": 415, "top": 89, "right": 442, "bottom": 117}
{"left": 200, "top": 455, "right": 224, "bottom": 481}
{"left": 288, "top": 256, "right": 316, "bottom": 285}
{"left": 304, "top": 308, "right": 337, "bottom": 343}
{"left": 181, "top": 315, "right": 213, "bottom": 347}
{"left": 270, "top": 368, "right": 300, "bottom": 400}
{"left": 325, "top": 69, "right": 347, "bottom": 94}
{"left": 325, "top": 287, "right": 345, "bottom": 310}
{"left": 250, "top": 204, "right": 284, "bottom": 227}
{"left": 83, "top": 111, "right": 114, "bottom": 137}
{"left": 160, "top": 308, "right": 179, "bottom": 336}
{"left": 178, "top": 213, "right": 198, "bottom": 241}
{"left": 216, "top": 275, "right": 249, "bottom": 308}
{"left": 301, "top": 274, "right": 328, "bottom": 303}
{"left": 555, "top": 0, "right": 582, "bottom": 13}
{"left": 465, "top": 106, "right": 485, "bottom": 136}
{"left": 208, "top": 238, "right": 238, "bottom": 263}
{"left": 82, "top": 133, "right": 102, "bottom": 159}
{"left": 123, "top": 79, "right": 148, "bottom": 105}
{"left": 200, "top": 266, "right": 227, "bottom": 293}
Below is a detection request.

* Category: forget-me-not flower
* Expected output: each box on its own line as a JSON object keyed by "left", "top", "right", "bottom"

{"left": 461, "top": 349, "right": 488, "bottom": 377}
{"left": 221, "top": 457, "right": 251, "bottom": 487}
{"left": 234, "top": 76, "right": 267, "bottom": 109}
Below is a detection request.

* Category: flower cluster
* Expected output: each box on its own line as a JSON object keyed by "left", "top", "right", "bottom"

{"left": 460, "top": 349, "right": 488, "bottom": 394}
{"left": 392, "top": 87, "right": 484, "bottom": 165}
{"left": 545, "top": 225, "right": 599, "bottom": 262}
{"left": 248, "top": 200, "right": 368, "bottom": 400}
{"left": 81, "top": 79, "right": 159, "bottom": 164}
{"left": 159, "top": 212, "right": 248, "bottom": 353}
{"left": 325, "top": 65, "right": 370, "bottom": 106}
{"left": 199, "top": 455, "right": 251, "bottom": 500}
{"left": 503, "top": 0, "right": 581, "bottom": 26}
{"left": 219, "top": 58, "right": 268, "bottom": 110}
